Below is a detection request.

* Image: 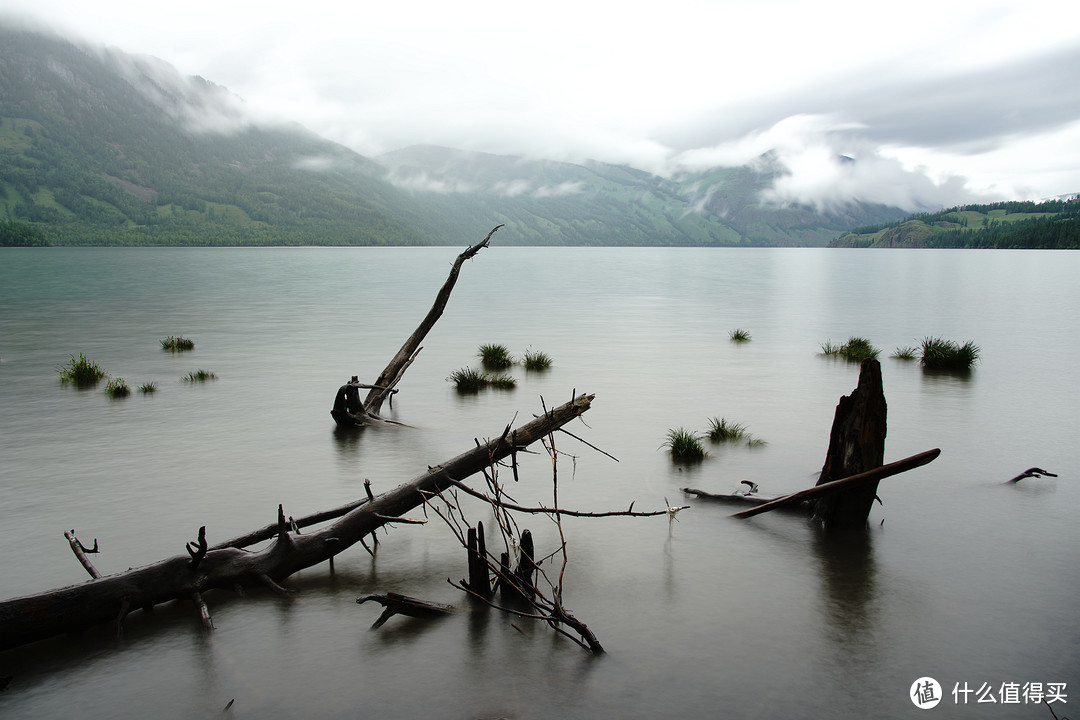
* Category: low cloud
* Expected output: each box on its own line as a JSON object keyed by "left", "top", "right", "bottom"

{"left": 672, "top": 114, "right": 1000, "bottom": 212}
{"left": 385, "top": 171, "right": 477, "bottom": 195}
{"left": 101, "top": 47, "right": 252, "bottom": 135}
{"left": 534, "top": 181, "right": 584, "bottom": 198}
{"left": 492, "top": 179, "right": 531, "bottom": 198}
{"left": 292, "top": 155, "right": 336, "bottom": 172}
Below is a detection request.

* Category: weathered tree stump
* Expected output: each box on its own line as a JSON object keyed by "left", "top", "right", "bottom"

{"left": 464, "top": 522, "right": 492, "bottom": 598}
{"left": 813, "top": 358, "right": 887, "bottom": 527}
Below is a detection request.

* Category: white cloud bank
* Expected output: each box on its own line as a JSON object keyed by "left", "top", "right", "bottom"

{"left": 3, "top": 0, "right": 1080, "bottom": 211}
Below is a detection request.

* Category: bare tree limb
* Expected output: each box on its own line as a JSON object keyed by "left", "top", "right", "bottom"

{"left": 64, "top": 530, "right": 101, "bottom": 579}
{"left": 330, "top": 225, "right": 502, "bottom": 425}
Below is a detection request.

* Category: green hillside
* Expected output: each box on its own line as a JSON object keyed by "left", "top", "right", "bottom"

{"left": 830, "top": 199, "right": 1080, "bottom": 249}
{"left": 0, "top": 26, "right": 429, "bottom": 246}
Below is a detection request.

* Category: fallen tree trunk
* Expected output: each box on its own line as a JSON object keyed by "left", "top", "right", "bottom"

{"left": 731, "top": 448, "right": 941, "bottom": 519}
{"left": 0, "top": 393, "right": 593, "bottom": 652}
{"left": 332, "top": 226, "right": 502, "bottom": 426}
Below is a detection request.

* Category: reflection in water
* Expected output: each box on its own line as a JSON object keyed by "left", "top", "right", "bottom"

{"left": 812, "top": 527, "right": 881, "bottom": 682}
{"left": 331, "top": 423, "right": 367, "bottom": 452}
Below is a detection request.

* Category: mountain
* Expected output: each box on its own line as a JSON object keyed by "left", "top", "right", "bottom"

{"left": 378, "top": 146, "right": 909, "bottom": 246}
{"left": 1, "top": 24, "right": 910, "bottom": 246}
{"left": 828, "top": 199, "right": 1080, "bottom": 249}
{"left": 0, "top": 25, "right": 429, "bottom": 246}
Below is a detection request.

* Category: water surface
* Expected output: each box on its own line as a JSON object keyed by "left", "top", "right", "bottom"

{"left": 1, "top": 247, "right": 1077, "bottom": 719}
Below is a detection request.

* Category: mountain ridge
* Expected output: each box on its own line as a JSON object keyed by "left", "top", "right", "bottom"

{"left": 1, "top": 24, "right": 911, "bottom": 246}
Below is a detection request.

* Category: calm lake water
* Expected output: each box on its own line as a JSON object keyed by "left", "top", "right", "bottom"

{"left": 0, "top": 246, "right": 1077, "bottom": 719}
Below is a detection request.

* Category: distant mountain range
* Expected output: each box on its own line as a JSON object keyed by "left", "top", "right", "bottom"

{"left": 1, "top": 24, "right": 913, "bottom": 246}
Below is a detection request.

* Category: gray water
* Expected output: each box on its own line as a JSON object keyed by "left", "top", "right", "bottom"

{"left": 0, "top": 246, "right": 1077, "bottom": 719}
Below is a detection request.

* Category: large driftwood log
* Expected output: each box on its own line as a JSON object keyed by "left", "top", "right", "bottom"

{"left": 332, "top": 226, "right": 502, "bottom": 426}
{"left": 0, "top": 393, "right": 593, "bottom": 652}
{"left": 812, "top": 358, "right": 888, "bottom": 527}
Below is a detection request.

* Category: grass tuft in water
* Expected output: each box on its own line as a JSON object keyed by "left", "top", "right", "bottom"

{"left": 729, "top": 328, "right": 752, "bottom": 343}
{"left": 104, "top": 377, "right": 131, "bottom": 398}
{"left": 891, "top": 346, "right": 918, "bottom": 360}
{"left": 448, "top": 367, "right": 489, "bottom": 393}
{"left": 522, "top": 348, "right": 553, "bottom": 371}
{"left": 161, "top": 335, "right": 195, "bottom": 352}
{"left": 58, "top": 353, "right": 107, "bottom": 388}
{"left": 821, "top": 336, "right": 879, "bottom": 362}
{"left": 138, "top": 381, "right": 158, "bottom": 394}
{"left": 487, "top": 374, "right": 517, "bottom": 390}
{"left": 746, "top": 435, "right": 768, "bottom": 448}
{"left": 920, "top": 337, "right": 980, "bottom": 372}
{"left": 478, "top": 343, "right": 514, "bottom": 370}
{"left": 707, "top": 417, "right": 747, "bottom": 442}
{"left": 184, "top": 369, "right": 217, "bottom": 382}
{"left": 662, "top": 427, "right": 707, "bottom": 462}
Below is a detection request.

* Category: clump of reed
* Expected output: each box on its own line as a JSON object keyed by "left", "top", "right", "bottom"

{"left": 478, "top": 343, "right": 514, "bottom": 371}
{"left": 487, "top": 374, "right": 517, "bottom": 390}
{"left": 449, "top": 367, "right": 488, "bottom": 393}
{"left": 57, "top": 353, "right": 107, "bottom": 388}
{"left": 729, "top": 328, "right": 752, "bottom": 343}
{"left": 820, "top": 336, "right": 880, "bottom": 362}
{"left": 138, "top": 381, "right": 158, "bottom": 394}
{"left": 920, "top": 337, "right": 980, "bottom": 372}
{"left": 448, "top": 367, "right": 516, "bottom": 393}
{"left": 707, "top": 417, "right": 747, "bottom": 442}
{"left": 161, "top": 335, "right": 195, "bottom": 352}
{"left": 891, "top": 346, "right": 918, "bottom": 360}
{"left": 706, "top": 416, "right": 766, "bottom": 448}
{"left": 104, "top": 377, "right": 131, "bottom": 398}
{"left": 662, "top": 427, "right": 707, "bottom": 463}
{"left": 183, "top": 369, "right": 217, "bottom": 382}
{"left": 522, "top": 348, "right": 553, "bottom": 371}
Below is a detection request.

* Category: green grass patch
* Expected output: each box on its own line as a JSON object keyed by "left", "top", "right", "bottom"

{"left": 487, "top": 374, "right": 517, "bottom": 390}
{"left": 729, "top": 328, "right": 751, "bottom": 343}
{"left": 478, "top": 343, "right": 514, "bottom": 370}
{"left": 662, "top": 427, "right": 706, "bottom": 463}
{"left": 746, "top": 436, "right": 768, "bottom": 448}
{"left": 448, "top": 367, "right": 489, "bottom": 393}
{"left": 891, "top": 346, "right": 918, "bottom": 360}
{"left": 821, "top": 336, "right": 879, "bottom": 362}
{"left": 707, "top": 417, "right": 747, "bottom": 442}
{"left": 138, "top": 381, "right": 158, "bottom": 394}
{"left": 58, "top": 353, "right": 107, "bottom": 388}
{"left": 522, "top": 348, "right": 553, "bottom": 371}
{"left": 104, "top": 377, "right": 131, "bottom": 398}
{"left": 183, "top": 369, "right": 217, "bottom": 382}
{"left": 920, "top": 337, "right": 980, "bottom": 372}
{"left": 161, "top": 335, "right": 195, "bottom": 351}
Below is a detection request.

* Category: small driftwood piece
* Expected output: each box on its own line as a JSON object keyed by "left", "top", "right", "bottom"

{"left": 1005, "top": 467, "right": 1058, "bottom": 483}
{"left": 732, "top": 448, "right": 941, "bottom": 519}
{"left": 356, "top": 592, "right": 454, "bottom": 629}
{"left": 64, "top": 530, "right": 101, "bottom": 579}
{"left": 681, "top": 487, "right": 781, "bottom": 507}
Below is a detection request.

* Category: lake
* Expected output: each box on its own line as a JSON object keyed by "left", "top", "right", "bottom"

{"left": 0, "top": 245, "right": 1077, "bottom": 719}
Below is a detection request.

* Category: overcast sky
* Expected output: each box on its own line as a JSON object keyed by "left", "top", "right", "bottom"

{"left": 3, "top": 0, "right": 1079, "bottom": 210}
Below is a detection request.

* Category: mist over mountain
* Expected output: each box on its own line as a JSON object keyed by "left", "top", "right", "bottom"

{"left": 1, "top": 24, "right": 910, "bottom": 246}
